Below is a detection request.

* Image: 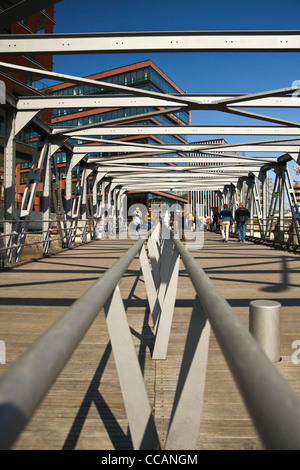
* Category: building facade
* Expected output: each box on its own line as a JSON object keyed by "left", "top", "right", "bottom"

{"left": 0, "top": 0, "right": 56, "bottom": 97}
{"left": 0, "top": 0, "right": 58, "bottom": 208}
{"left": 187, "top": 139, "right": 227, "bottom": 218}
{"left": 17, "top": 60, "right": 190, "bottom": 212}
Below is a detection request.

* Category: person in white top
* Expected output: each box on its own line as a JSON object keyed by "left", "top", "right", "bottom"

{"left": 134, "top": 207, "right": 142, "bottom": 235}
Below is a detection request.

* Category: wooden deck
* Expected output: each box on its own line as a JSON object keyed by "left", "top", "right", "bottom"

{"left": 1, "top": 232, "right": 300, "bottom": 450}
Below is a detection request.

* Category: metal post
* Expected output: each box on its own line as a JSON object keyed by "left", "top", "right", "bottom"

{"left": 42, "top": 144, "right": 52, "bottom": 255}
{"left": 165, "top": 296, "right": 210, "bottom": 450}
{"left": 279, "top": 165, "right": 285, "bottom": 243}
{"left": 249, "top": 300, "right": 281, "bottom": 363}
{"left": 0, "top": 237, "right": 146, "bottom": 450}
{"left": 65, "top": 151, "right": 74, "bottom": 247}
{"left": 172, "top": 236, "right": 300, "bottom": 449}
{"left": 4, "top": 107, "right": 17, "bottom": 265}
{"left": 260, "top": 169, "right": 267, "bottom": 239}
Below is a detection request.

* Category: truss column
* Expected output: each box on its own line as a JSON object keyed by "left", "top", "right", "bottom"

{"left": 3, "top": 107, "right": 17, "bottom": 264}
{"left": 249, "top": 175, "right": 255, "bottom": 237}
{"left": 277, "top": 163, "right": 286, "bottom": 244}
{"left": 216, "top": 191, "right": 222, "bottom": 209}
{"left": 95, "top": 177, "right": 105, "bottom": 218}
{"left": 117, "top": 189, "right": 127, "bottom": 235}
{"left": 70, "top": 163, "right": 86, "bottom": 244}
{"left": 80, "top": 166, "right": 93, "bottom": 243}
{"left": 79, "top": 165, "right": 87, "bottom": 242}
{"left": 65, "top": 150, "right": 73, "bottom": 219}
{"left": 283, "top": 162, "right": 300, "bottom": 245}
{"left": 42, "top": 142, "right": 52, "bottom": 255}
{"left": 50, "top": 148, "right": 69, "bottom": 248}
{"left": 107, "top": 183, "right": 118, "bottom": 239}
{"left": 236, "top": 179, "right": 243, "bottom": 205}
{"left": 98, "top": 179, "right": 109, "bottom": 217}
{"left": 258, "top": 169, "right": 268, "bottom": 239}
{"left": 229, "top": 184, "right": 236, "bottom": 212}
{"left": 252, "top": 175, "right": 262, "bottom": 239}
{"left": 65, "top": 152, "right": 76, "bottom": 246}
{"left": 107, "top": 182, "right": 114, "bottom": 215}
{"left": 266, "top": 172, "right": 279, "bottom": 240}
{"left": 11, "top": 135, "right": 49, "bottom": 262}
{"left": 93, "top": 172, "right": 104, "bottom": 218}
{"left": 85, "top": 168, "right": 96, "bottom": 241}
{"left": 222, "top": 186, "right": 229, "bottom": 206}
{"left": 228, "top": 184, "right": 236, "bottom": 234}
{"left": 241, "top": 179, "right": 248, "bottom": 206}
{"left": 243, "top": 176, "right": 253, "bottom": 237}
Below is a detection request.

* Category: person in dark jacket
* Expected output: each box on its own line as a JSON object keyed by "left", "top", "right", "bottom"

{"left": 219, "top": 204, "right": 233, "bottom": 242}
{"left": 235, "top": 202, "right": 250, "bottom": 242}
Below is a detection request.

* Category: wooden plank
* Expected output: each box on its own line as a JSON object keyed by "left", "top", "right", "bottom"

{"left": 0, "top": 233, "right": 300, "bottom": 449}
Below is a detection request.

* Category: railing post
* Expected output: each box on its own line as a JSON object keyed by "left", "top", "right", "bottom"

{"left": 173, "top": 235, "right": 300, "bottom": 449}
{"left": 0, "top": 341, "right": 5, "bottom": 365}
{"left": 104, "top": 284, "right": 160, "bottom": 450}
{"left": 249, "top": 300, "right": 281, "bottom": 363}
{"left": 165, "top": 296, "right": 210, "bottom": 450}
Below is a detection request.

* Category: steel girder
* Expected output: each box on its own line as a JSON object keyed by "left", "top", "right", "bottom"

{"left": 0, "top": 1, "right": 62, "bottom": 30}
{"left": 0, "top": 30, "right": 300, "bottom": 54}
{"left": 1, "top": 30, "right": 300, "bottom": 265}
{"left": 61, "top": 125, "right": 300, "bottom": 137}
{"left": 15, "top": 94, "right": 300, "bottom": 110}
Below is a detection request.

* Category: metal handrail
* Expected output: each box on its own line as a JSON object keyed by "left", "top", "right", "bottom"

{"left": 172, "top": 235, "right": 300, "bottom": 450}
{"left": 0, "top": 237, "right": 145, "bottom": 450}
{"left": 2, "top": 229, "right": 300, "bottom": 450}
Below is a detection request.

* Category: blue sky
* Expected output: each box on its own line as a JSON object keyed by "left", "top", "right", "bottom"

{"left": 50, "top": 0, "right": 300, "bottom": 177}
{"left": 52, "top": 0, "right": 300, "bottom": 93}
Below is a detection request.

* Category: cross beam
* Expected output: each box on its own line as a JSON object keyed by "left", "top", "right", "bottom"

{"left": 0, "top": 30, "right": 300, "bottom": 54}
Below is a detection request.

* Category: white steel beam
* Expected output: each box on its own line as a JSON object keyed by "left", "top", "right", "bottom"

{"left": 97, "top": 165, "right": 263, "bottom": 174}
{"left": 73, "top": 134, "right": 300, "bottom": 153}
{"left": 53, "top": 106, "right": 185, "bottom": 136}
{"left": 123, "top": 184, "right": 227, "bottom": 191}
{"left": 116, "top": 176, "right": 242, "bottom": 183}
{"left": 0, "top": 61, "right": 192, "bottom": 106}
{"left": 64, "top": 125, "right": 300, "bottom": 137}
{"left": 17, "top": 94, "right": 300, "bottom": 110}
{"left": 94, "top": 156, "right": 278, "bottom": 164}
{"left": 0, "top": 31, "right": 300, "bottom": 54}
{"left": 0, "top": 0, "right": 62, "bottom": 30}
{"left": 73, "top": 143, "right": 300, "bottom": 154}
{"left": 17, "top": 95, "right": 187, "bottom": 110}
{"left": 222, "top": 106, "right": 300, "bottom": 127}
{"left": 111, "top": 174, "right": 252, "bottom": 182}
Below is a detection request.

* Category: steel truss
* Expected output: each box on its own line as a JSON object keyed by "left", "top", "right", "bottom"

{"left": 2, "top": 229, "right": 300, "bottom": 449}
{"left": 1, "top": 31, "right": 300, "bottom": 266}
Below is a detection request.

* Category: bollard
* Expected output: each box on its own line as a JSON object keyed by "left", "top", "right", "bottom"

{"left": 0, "top": 340, "right": 5, "bottom": 364}
{"left": 249, "top": 300, "right": 281, "bottom": 363}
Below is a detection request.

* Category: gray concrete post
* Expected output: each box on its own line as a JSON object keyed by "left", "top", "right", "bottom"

{"left": 249, "top": 300, "right": 281, "bottom": 362}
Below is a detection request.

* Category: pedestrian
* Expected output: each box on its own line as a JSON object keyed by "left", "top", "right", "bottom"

{"left": 235, "top": 203, "right": 250, "bottom": 243}
{"left": 219, "top": 204, "right": 233, "bottom": 242}
{"left": 134, "top": 206, "right": 142, "bottom": 235}
{"left": 188, "top": 212, "right": 193, "bottom": 231}
{"left": 212, "top": 209, "right": 220, "bottom": 232}
{"left": 145, "top": 207, "right": 152, "bottom": 231}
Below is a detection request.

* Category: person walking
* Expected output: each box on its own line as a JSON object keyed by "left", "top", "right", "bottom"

{"left": 134, "top": 206, "right": 142, "bottom": 235}
{"left": 212, "top": 209, "right": 220, "bottom": 232}
{"left": 235, "top": 202, "right": 250, "bottom": 243}
{"left": 219, "top": 203, "right": 233, "bottom": 242}
{"left": 145, "top": 207, "right": 152, "bottom": 231}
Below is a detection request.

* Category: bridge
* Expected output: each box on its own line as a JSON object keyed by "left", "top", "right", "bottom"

{"left": 1, "top": 226, "right": 300, "bottom": 450}
{"left": 1, "top": 1, "right": 300, "bottom": 451}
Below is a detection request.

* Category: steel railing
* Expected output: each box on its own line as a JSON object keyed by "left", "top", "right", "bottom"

{"left": 0, "top": 236, "right": 145, "bottom": 450}
{"left": 1, "top": 226, "right": 300, "bottom": 449}
{"left": 172, "top": 234, "right": 300, "bottom": 450}
{"left": 1, "top": 213, "right": 299, "bottom": 270}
